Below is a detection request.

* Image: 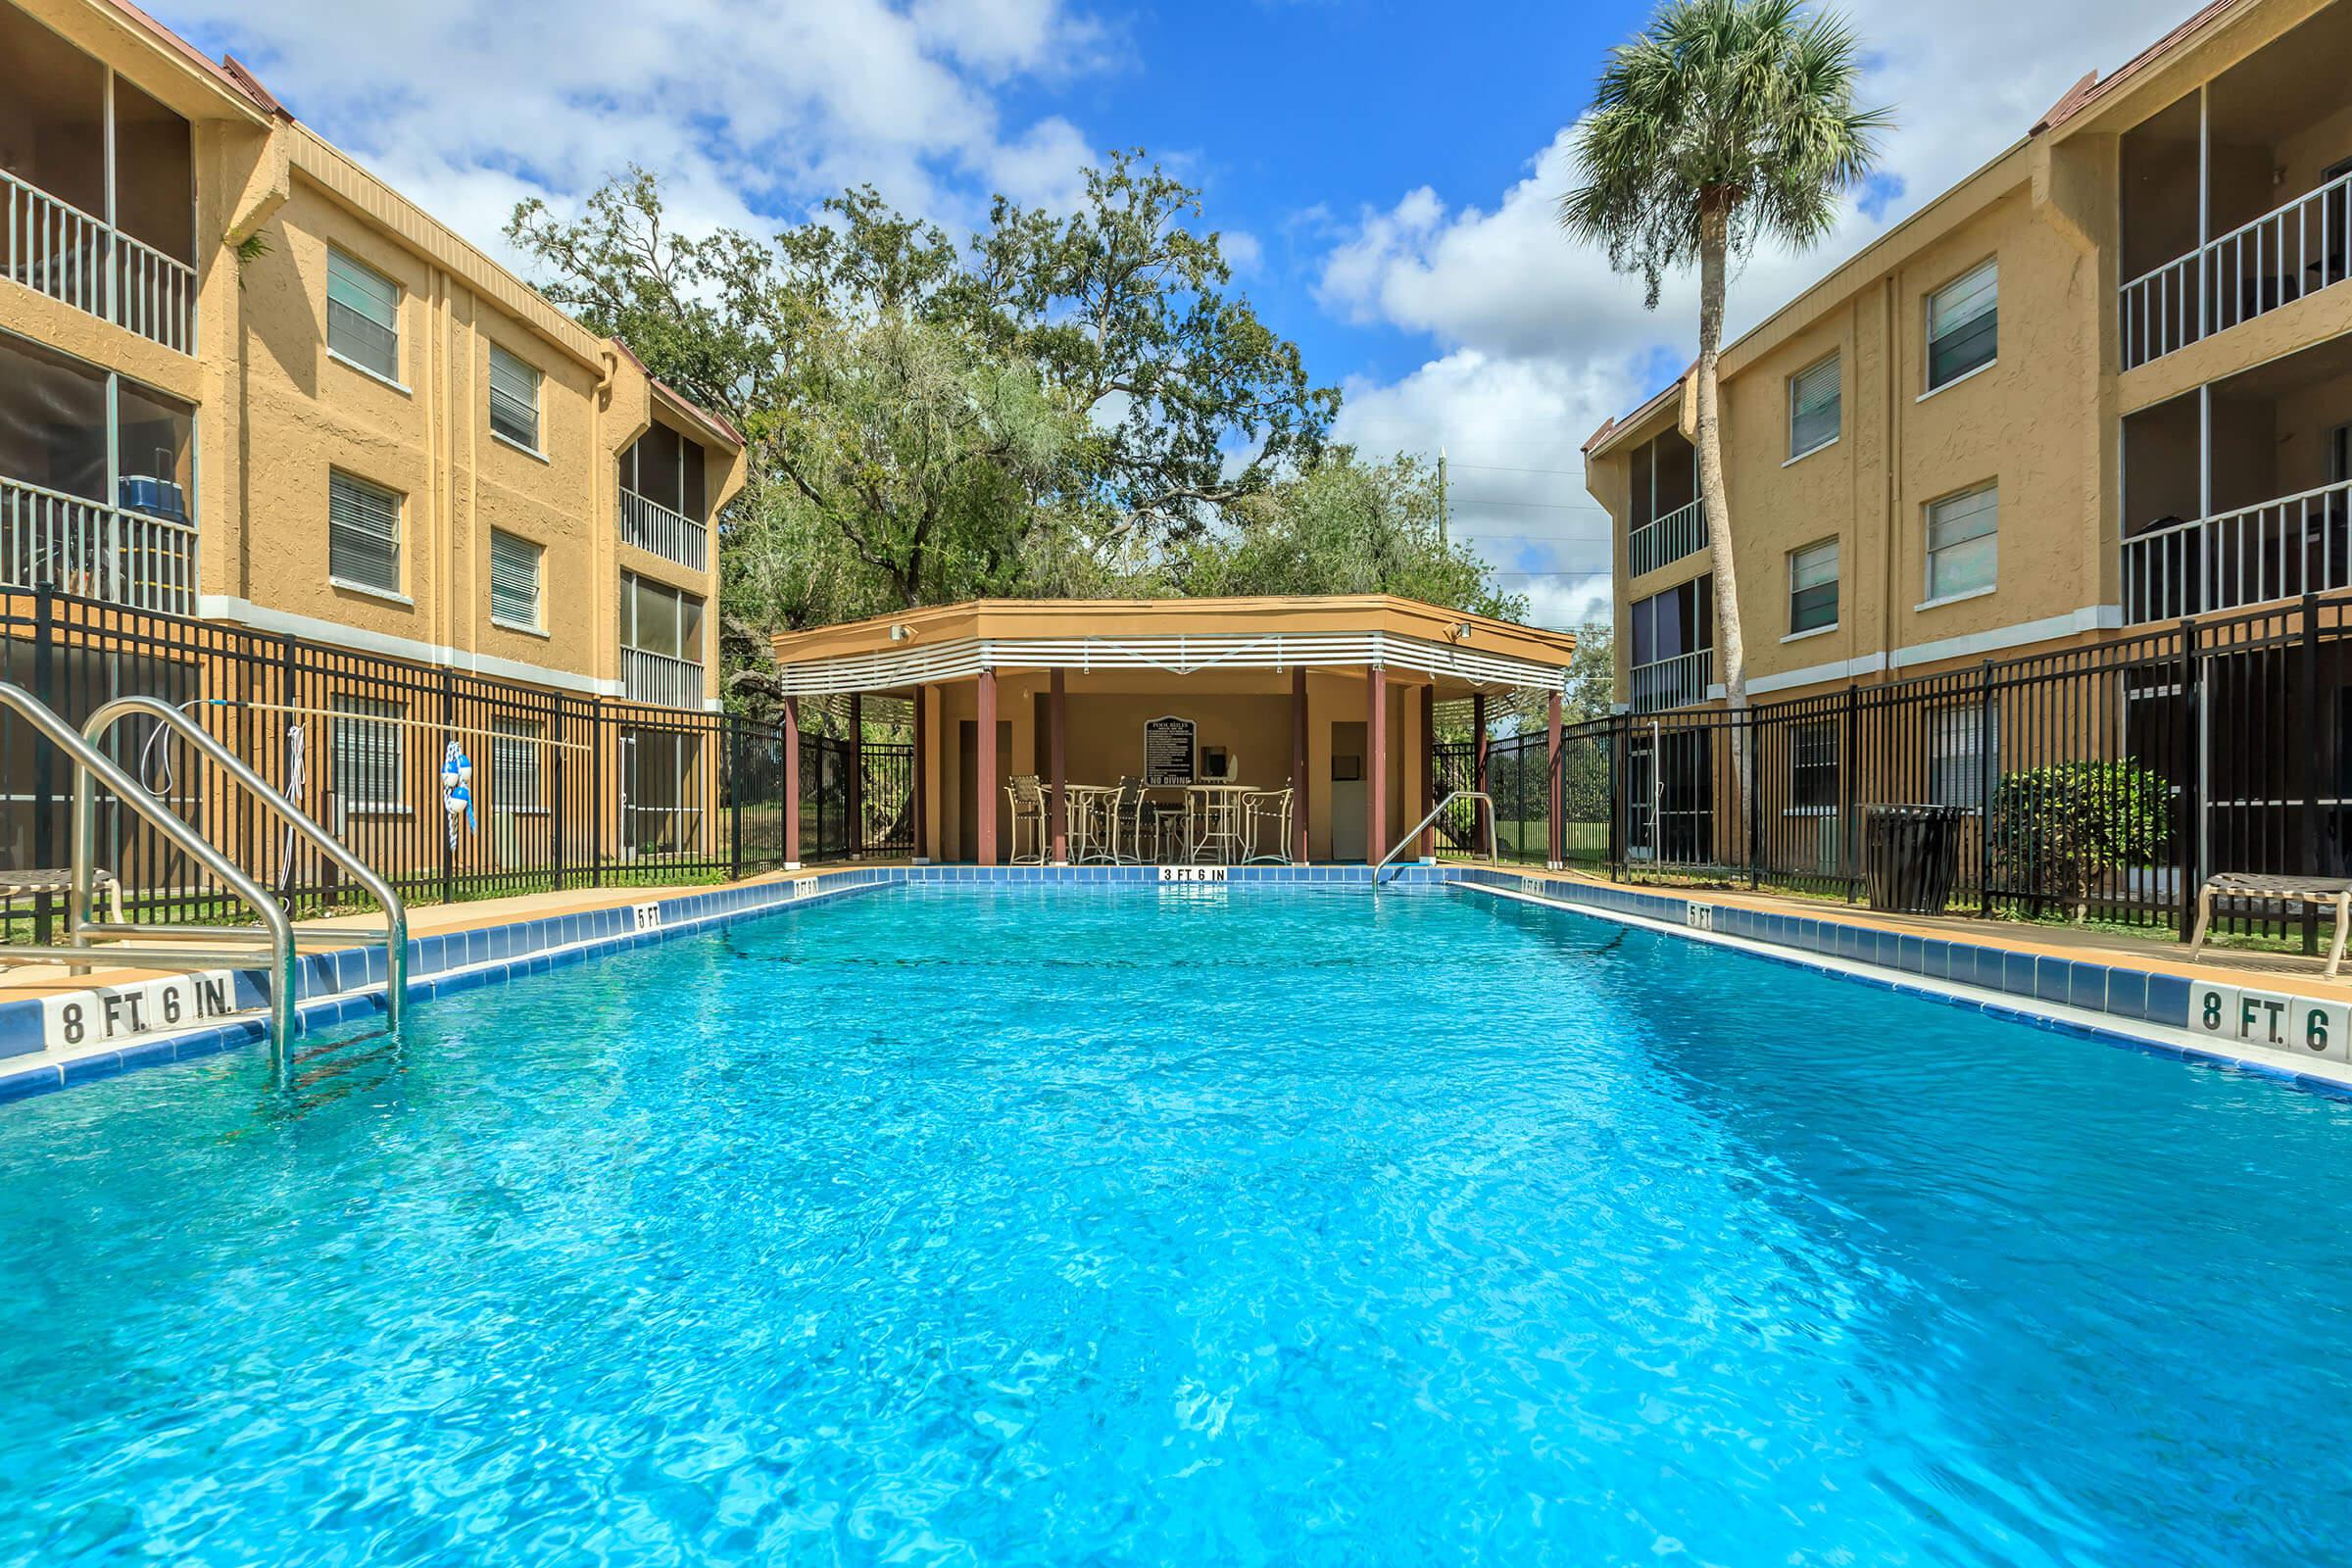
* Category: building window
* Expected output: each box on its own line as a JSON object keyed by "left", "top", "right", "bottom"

{"left": 1788, "top": 539, "right": 1838, "bottom": 633}
{"left": 489, "top": 528, "right": 542, "bottom": 629}
{"left": 491, "top": 716, "right": 546, "bottom": 813}
{"left": 332, "top": 696, "right": 406, "bottom": 812}
{"left": 1930, "top": 706, "right": 1999, "bottom": 809}
{"left": 488, "top": 343, "right": 541, "bottom": 452}
{"left": 1925, "top": 483, "right": 1998, "bottom": 601}
{"left": 1926, "top": 260, "right": 1997, "bottom": 390}
{"left": 1788, "top": 719, "right": 1838, "bottom": 813}
{"left": 326, "top": 249, "right": 400, "bottom": 381}
{"left": 327, "top": 469, "right": 403, "bottom": 595}
{"left": 1788, "top": 353, "right": 1839, "bottom": 459}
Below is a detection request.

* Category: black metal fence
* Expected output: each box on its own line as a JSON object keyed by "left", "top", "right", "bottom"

{"left": 1, "top": 588, "right": 915, "bottom": 941}
{"left": 1435, "top": 594, "right": 2352, "bottom": 941}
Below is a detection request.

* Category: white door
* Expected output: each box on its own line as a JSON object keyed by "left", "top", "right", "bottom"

{"left": 1330, "top": 721, "right": 1366, "bottom": 861}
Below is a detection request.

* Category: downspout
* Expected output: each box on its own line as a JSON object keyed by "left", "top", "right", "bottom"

{"left": 1881, "top": 273, "right": 1900, "bottom": 682}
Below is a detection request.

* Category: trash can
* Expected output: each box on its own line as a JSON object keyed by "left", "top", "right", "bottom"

{"left": 1864, "top": 804, "right": 1965, "bottom": 914}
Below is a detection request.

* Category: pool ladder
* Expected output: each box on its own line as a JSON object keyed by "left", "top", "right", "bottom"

{"left": 0, "top": 682, "right": 408, "bottom": 1084}
{"left": 1374, "top": 791, "right": 1497, "bottom": 886}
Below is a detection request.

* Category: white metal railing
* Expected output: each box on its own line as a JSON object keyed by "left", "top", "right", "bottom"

{"left": 1629, "top": 648, "right": 1713, "bottom": 714}
{"left": 1, "top": 473, "right": 198, "bottom": 613}
{"left": 1629, "top": 498, "right": 1706, "bottom": 577}
{"left": 619, "top": 486, "right": 708, "bottom": 572}
{"left": 2, "top": 171, "right": 198, "bottom": 356}
{"left": 2123, "top": 477, "right": 2352, "bottom": 623}
{"left": 2120, "top": 167, "right": 2352, "bottom": 369}
{"left": 621, "top": 646, "right": 705, "bottom": 709}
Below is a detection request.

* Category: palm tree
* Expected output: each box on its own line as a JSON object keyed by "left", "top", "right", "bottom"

{"left": 1560, "top": 0, "right": 1886, "bottom": 759}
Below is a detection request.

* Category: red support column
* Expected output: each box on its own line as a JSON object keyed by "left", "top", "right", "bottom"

{"left": 910, "top": 685, "right": 928, "bottom": 862}
{"left": 1049, "top": 666, "right": 1068, "bottom": 865}
{"left": 781, "top": 695, "right": 802, "bottom": 869}
{"left": 1419, "top": 682, "right": 1436, "bottom": 859}
{"left": 976, "top": 667, "right": 999, "bottom": 867}
{"left": 1472, "top": 692, "right": 1490, "bottom": 857}
{"left": 1291, "top": 665, "right": 1309, "bottom": 863}
{"left": 1366, "top": 663, "right": 1388, "bottom": 866}
{"left": 846, "top": 692, "right": 863, "bottom": 858}
{"left": 1546, "top": 689, "right": 1564, "bottom": 870}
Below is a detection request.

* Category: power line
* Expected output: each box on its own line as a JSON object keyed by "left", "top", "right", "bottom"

{"left": 1448, "top": 462, "right": 1591, "bottom": 478}
{"left": 1445, "top": 496, "right": 1609, "bottom": 513}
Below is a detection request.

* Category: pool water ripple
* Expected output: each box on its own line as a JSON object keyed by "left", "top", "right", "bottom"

{"left": 1, "top": 885, "right": 2348, "bottom": 1565}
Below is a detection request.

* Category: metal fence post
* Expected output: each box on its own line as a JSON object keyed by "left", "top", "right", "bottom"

{"left": 438, "top": 666, "right": 456, "bottom": 907}
{"left": 551, "top": 703, "right": 568, "bottom": 893}
{"left": 1978, "top": 659, "right": 1995, "bottom": 918}
{"left": 1745, "top": 708, "right": 1761, "bottom": 890}
{"left": 30, "top": 584, "right": 56, "bottom": 946}
{"left": 2300, "top": 591, "right": 2321, "bottom": 955}
{"left": 1840, "top": 684, "right": 1861, "bottom": 904}
{"left": 590, "top": 700, "right": 606, "bottom": 889}
{"left": 2177, "top": 616, "right": 2200, "bottom": 941}
{"left": 1607, "top": 713, "right": 1625, "bottom": 882}
{"left": 728, "top": 719, "right": 745, "bottom": 883}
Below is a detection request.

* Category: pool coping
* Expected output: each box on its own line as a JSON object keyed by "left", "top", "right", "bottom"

{"left": 6, "top": 859, "right": 2351, "bottom": 1105}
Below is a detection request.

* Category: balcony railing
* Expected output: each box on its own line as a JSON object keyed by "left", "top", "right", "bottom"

{"left": 2123, "top": 477, "right": 2352, "bottom": 623}
{"left": 1, "top": 473, "right": 197, "bottom": 613}
{"left": 2120, "top": 168, "right": 2352, "bottom": 369}
{"left": 3, "top": 171, "right": 199, "bottom": 356}
{"left": 1629, "top": 648, "right": 1713, "bottom": 714}
{"left": 621, "top": 646, "right": 705, "bottom": 709}
{"left": 618, "top": 486, "right": 708, "bottom": 572}
{"left": 1629, "top": 498, "right": 1706, "bottom": 578}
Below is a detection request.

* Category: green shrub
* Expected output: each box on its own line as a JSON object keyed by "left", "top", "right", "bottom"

{"left": 1988, "top": 760, "right": 2171, "bottom": 920}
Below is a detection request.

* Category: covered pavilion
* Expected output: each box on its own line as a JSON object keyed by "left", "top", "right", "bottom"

{"left": 766, "top": 596, "right": 1579, "bottom": 867}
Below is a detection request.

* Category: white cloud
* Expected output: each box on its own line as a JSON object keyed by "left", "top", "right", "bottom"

{"left": 156, "top": 0, "right": 1110, "bottom": 264}
{"left": 1319, "top": 0, "right": 2175, "bottom": 628}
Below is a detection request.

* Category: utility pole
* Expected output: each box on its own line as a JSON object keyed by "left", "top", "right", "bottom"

{"left": 1438, "top": 446, "right": 1448, "bottom": 545}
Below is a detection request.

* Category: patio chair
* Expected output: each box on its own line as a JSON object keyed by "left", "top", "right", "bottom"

{"left": 1242, "top": 787, "right": 1294, "bottom": 864}
{"left": 2188, "top": 872, "right": 2352, "bottom": 978}
{"left": 1004, "top": 775, "right": 1046, "bottom": 865}
{"left": 1109, "top": 777, "right": 1158, "bottom": 863}
{"left": 0, "top": 867, "right": 125, "bottom": 925}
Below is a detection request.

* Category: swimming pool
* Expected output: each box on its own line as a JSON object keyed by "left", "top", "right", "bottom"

{"left": 2, "top": 882, "right": 2348, "bottom": 1565}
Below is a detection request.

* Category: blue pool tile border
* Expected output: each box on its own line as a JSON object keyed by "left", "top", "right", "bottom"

{"left": 1447, "top": 867, "right": 2352, "bottom": 1102}
{"left": 0, "top": 873, "right": 894, "bottom": 1102}
{"left": 11, "top": 861, "right": 2348, "bottom": 1105}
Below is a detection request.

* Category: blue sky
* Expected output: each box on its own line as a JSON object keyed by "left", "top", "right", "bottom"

{"left": 158, "top": 0, "right": 2172, "bottom": 627}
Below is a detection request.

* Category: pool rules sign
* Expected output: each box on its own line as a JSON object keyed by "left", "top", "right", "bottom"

{"left": 1144, "top": 715, "right": 1196, "bottom": 786}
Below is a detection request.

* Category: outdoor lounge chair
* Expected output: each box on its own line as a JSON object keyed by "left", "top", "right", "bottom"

{"left": 2187, "top": 872, "right": 2352, "bottom": 978}
{"left": 1, "top": 867, "right": 126, "bottom": 925}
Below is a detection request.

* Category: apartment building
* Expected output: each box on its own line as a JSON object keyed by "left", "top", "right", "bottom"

{"left": 1585, "top": 0, "right": 2352, "bottom": 721}
{"left": 0, "top": 0, "right": 747, "bottom": 717}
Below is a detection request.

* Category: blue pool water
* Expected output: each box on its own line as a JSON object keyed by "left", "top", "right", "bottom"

{"left": 2, "top": 884, "right": 2350, "bottom": 1565}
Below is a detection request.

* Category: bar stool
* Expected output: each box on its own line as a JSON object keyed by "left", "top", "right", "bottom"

{"left": 1242, "top": 787, "right": 1294, "bottom": 864}
{"left": 1004, "top": 775, "right": 1046, "bottom": 864}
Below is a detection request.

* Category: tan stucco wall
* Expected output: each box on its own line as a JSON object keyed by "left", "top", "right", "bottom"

{"left": 0, "top": 0, "right": 745, "bottom": 708}
{"left": 1588, "top": 0, "right": 2352, "bottom": 710}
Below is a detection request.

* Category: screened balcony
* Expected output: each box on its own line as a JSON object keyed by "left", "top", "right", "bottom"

{"left": 620, "top": 570, "right": 705, "bottom": 709}
{"left": 2123, "top": 335, "right": 2352, "bottom": 622}
{"left": 1628, "top": 573, "right": 1714, "bottom": 714}
{"left": 2118, "top": 5, "right": 2352, "bottom": 369}
{"left": 0, "top": 329, "right": 196, "bottom": 612}
{"left": 0, "top": 5, "right": 197, "bottom": 355}
{"left": 1626, "top": 428, "right": 1703, "bottom": 578}
{"left": 618, "top": 419, "right": 710, "bottom": 572}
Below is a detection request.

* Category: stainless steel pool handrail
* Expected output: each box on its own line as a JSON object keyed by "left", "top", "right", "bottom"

{"left": 0, "top": 680, "right": 301, "bottom": 1073}
{"left": 78, "top": 695, "right": 409, "bottom": 1036}
{"left": 1374, "top": 790, "right": 1497, "bottom": 885}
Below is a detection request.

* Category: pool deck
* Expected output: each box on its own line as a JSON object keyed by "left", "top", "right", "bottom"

{"left": 5, "top": 858, "right": 2350, "bottom": 1102}
{"left": 1511, "top": 866, "right": 2352, "bottom": 1003}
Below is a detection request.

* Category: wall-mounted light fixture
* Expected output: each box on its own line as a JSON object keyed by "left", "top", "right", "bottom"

{"left": 889, "top": 623, "right": 911, "bottom": 642}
